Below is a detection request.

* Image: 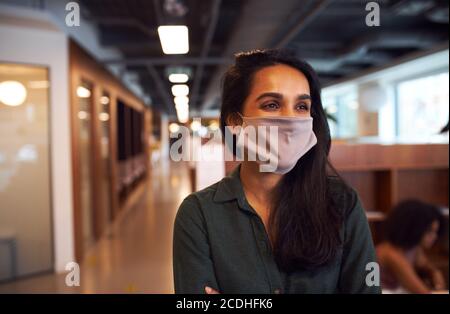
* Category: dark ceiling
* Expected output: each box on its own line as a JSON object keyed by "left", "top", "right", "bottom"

{"left": 80, "top": 0, "right": 449, "bottom": 116}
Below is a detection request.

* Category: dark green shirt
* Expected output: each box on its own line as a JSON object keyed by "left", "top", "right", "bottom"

{"left": 173, "top": 164, "right": 381, "bottom": 294}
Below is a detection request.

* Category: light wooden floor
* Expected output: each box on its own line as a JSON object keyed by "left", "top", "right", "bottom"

{"left": 0, "top": 160, "right": 192, "bottom": 293}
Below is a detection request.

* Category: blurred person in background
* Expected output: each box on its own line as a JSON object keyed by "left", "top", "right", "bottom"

{"left": 377, "top": 199, "right": 447, "bottom": 293}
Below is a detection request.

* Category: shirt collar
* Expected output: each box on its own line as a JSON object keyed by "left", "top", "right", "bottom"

{"left": 213, "top": 163, "right": 256, "bottom": 215}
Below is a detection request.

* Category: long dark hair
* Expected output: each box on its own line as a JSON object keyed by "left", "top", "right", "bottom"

{"left": 384, "top": 199, "right": 445, "bottom": 250}
{"left": 220, "top": 49, "right": 345, "bottom": 273}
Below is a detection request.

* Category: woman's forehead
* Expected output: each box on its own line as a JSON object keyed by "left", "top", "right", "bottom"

{"left": 250, "top": 64, "right": 311, "bottom": 96}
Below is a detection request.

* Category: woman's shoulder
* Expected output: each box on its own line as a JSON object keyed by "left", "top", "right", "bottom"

{"left": 327, "top": 174, "right": 354, "bottom": 194}
{"left": 175, "top": 178, "right": 226, "bottom": 222}
{"left": 183, "top": 179, "right": 224, "bottom": 206}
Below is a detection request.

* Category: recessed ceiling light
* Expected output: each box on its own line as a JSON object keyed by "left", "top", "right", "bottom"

{"left": 168, "top": 73, "right": 189, "bottom": 83}
{"left": 158, "top": 25, "right": 189, "bottom": 55}
{"left": 171, "top": 84, "right": 189, "bottom": 97}
{"left": 174, "top": 95, "right": 189, "bottom": 107}
{"left": 176, "top": 105, "right": 189, "bottom": 123}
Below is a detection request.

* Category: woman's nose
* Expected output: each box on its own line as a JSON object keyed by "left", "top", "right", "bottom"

{"left": 280, "top": 106, "right": 296, "bottom": 117}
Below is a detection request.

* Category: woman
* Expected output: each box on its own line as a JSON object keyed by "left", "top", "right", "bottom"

{"left": 173, "top": 49, "right": 380, "bottom": 294}
{"left": 376, "top": 200, "right": 446, "bottom": 293}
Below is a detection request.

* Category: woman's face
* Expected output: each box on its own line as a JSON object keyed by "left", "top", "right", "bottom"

{"left": 241, "top": 64, "right": 312, "bottom": 118}
{"left": 420, "top": 220, "right": 440, "bottom": 249}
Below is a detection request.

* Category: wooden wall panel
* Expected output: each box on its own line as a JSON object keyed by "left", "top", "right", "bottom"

{"left": 397, "top": 169, "right": 449, "bottom": 208}
{"left": 330, "top": 143, "right": 449, "bottom": 170}
{"left": 69, "top": 40, "right": 151, "bottom": 261}
{"left": 331, "top": 143, "right": 449, "bottom": 215}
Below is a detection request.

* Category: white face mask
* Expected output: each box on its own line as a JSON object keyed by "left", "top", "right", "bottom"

{"left": 235, "top": 113, "right": 317, "bottom": 174}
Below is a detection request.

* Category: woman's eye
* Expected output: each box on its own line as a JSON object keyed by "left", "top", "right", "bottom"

{"left": 261, "top": 102, "right": 279, "bottom": 111}
{"left": 295, "top": 103, "right": 310, "bottom": 111}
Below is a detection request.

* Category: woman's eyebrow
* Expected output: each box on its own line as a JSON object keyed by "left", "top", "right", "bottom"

{"left": 255, "top": 92, "right": 311, "bottom": 101}
{"left": 297, "top": 94, "right": 311, "bottom": 101}
{"left": 255, "top": 92, "right": 283, "bottom": 101}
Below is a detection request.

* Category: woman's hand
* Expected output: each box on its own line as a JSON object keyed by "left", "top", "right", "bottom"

{"left": 205, "top": 286, "right": 220, "bottom": 294}
{"left": 432, "top": 270, "right": 446, "bottom": 290}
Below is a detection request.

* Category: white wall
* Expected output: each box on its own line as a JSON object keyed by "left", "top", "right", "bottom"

{"left": 0, "top": 4, "right": 74, "bottom": 273}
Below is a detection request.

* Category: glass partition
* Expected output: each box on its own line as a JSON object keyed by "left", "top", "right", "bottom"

{"left": 0, "top": 63, "right": 53, "bottom": 281}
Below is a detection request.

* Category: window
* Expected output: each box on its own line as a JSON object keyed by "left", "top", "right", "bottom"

{"left": 396, "top": 72, "right": 449, "bottom": 138}
{"left": 322, "top": 89, "right": 358, "bottom": 139}
{"left": 323, "top": 95, "right": 338, "bottom": 138}
{"left": 336, "top": 93, "right": 358, "bottom": 138}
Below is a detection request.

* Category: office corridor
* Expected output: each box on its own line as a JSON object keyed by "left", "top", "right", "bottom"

{"left": 0, "top": 0, "right": 449, "bottom": 298}
{"left": 0, "top": 161, "right": 192, "bottom": 293}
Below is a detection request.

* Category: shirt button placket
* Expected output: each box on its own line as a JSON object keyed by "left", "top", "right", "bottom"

{"left": 253, "top": 217, "right": 282, "bottom": 294}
